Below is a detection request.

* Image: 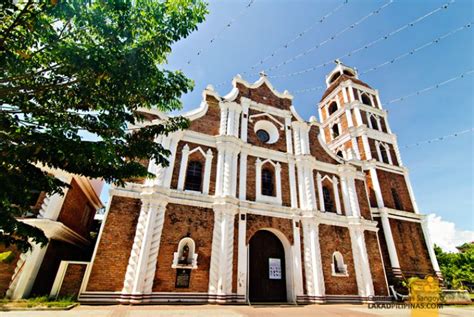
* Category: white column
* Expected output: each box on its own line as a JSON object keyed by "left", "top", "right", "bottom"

{"left": 348, "top": 85, "right": 355, "bottom": 102}
{"left": 369, "top": 168, "right": 384, "bottom": 208}
{"left": 219, "top": 105, "right": 228, "bottom": 135}
{"left": 288, "top": 160, "right": 298, "bottom": 208}
{"left": 303, "top": 165, "right": 316, "bottom": 210}
{"left": 296, "top": 164, "right": 307, "bottom": 210}
{"left": 209, "top": 206, "right": 237, "bottom": 299}
{"left": 163, "top": 134, "right": 180, "bottom": 187}
{"left": 351, "top": 137, "right": 361, "bottom": 160}
{"left": 239, "top": 151, "right": 248, "bottom": 200}
{"left": 362, "top": 135, "right": 372, "bottom": 160}
{"left": 349, "top": 226, "right": 375, "bottom": 298}
{"left": 293, "top": 125, "right": 302, "bottom": 155}
{"left": 302, "top": 220, "right": 325, "bottom": 301}
{"left": 237, "top": 212, "right": 247, "bottom": 296}
{"left": 345, "top": 109, "right": 354, "bottom": 128}
{"left": 354, "top": 107, "right": 363, "bottom": 126}
{"left": 215, "top": 149, "right": 225, "bottom": 197}
{"left": 177, "top": 144, "right": 189, "bottom": 191}
{"left": 380, "top": 211, "right": 401, "bottom": 274}
{"left": 421, "top": 217, "right": 441, "bottom": 275}
{"left": 332, "top": 176, "right": 342, "bottom": 215}
{"left": 39, "top": 190, "right": 69, "bottom": 220}
{"left": 227, "top": 108, "right": 235, "bottom": 136}
{"left": 316, "top": 173, "right": 324, "bottom": 212}
{"left": 203, "top": 149, "right": 214, "bottom": 195}
{"left": 122, "top": 196, "right": 167, "bottom": 298}
{"left": 8, "top": 242, "right": 49, "bottom": 299}
{"left": 230, "top": 151, "right": 239, "bottom": 197}
{"left": 285, "top": 117, "right": 294, "bottom": 154}
{"left": 223, "top": 150, "right": 233, "bottom": 196}
{"left": 292, "top": 221, "right": 304, "bottom": 297}
{"left": 275, "top": 163, "right": 282, "bottom": 204}
{"left": 241, "top": 101, "right": 249, "bottom": 142}
{"left": 342, "top": 86, "right": 349, "bottom": 103}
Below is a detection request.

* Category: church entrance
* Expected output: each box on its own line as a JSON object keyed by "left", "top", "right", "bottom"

{"left": 249, "top": 230, "right": 287, "bottom": 302}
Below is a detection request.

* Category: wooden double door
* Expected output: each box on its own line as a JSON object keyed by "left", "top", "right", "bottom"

{"left": 248, "top": 230, "right": 287, "bottom": 302}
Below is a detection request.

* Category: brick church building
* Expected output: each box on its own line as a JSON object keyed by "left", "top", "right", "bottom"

{"left": 78, "top": 63, "right": 440, "bottom": 304}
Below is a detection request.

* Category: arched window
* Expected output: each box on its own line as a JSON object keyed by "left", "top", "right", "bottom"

{"left": 361, "top": 93, "right": 372, "bottom": 106}
{"left": 184, "top": 161, "right": 203, "bottom": 191}
{"left": 332, "top": 251, "right": 348, "bottom": 276}
{"left": 329, "top": 72, "right": 341, "bottom": 84}
{"left": 380, "top": 145, "right": 390, "bottom": 164}
{"left": 261, "top": 168, "right": 275, "bottom": 196}
{"left": 336, "top": 150, "right": 344, "bottom": 159}
{"left": 370, "top": 115, "right": 379, "bottom": 131}
{"left": 331, "top": 124, "right": 340, "bottom": 139}
{"left": 323, "top": 186, "right": 334, "bottom": 212}
{"left": 391, "top": 188, "right": 403, "bottom": 210}
{"left": 328, "top": 102, "right": 338, "bottom": 115}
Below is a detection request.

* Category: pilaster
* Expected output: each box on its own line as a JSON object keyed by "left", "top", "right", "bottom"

{"left": 301, "top": 219, "right": 325, "bottom": 302}
{"left": 349, "top": 225, "right": 375, "bottom": 299}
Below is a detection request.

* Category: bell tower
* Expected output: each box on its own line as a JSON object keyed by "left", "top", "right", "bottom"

{"left": 318, "top": 61, "right": 442, "bottom": 285}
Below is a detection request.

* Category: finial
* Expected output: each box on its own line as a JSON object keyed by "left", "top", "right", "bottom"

{"left": 259, "top": 71, "right": 267, "bottom": 77}
{"left": 334, "top": 59, "right": 342, "bottom": 65}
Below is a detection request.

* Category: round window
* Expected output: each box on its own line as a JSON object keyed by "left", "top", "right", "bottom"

{"left": 256, "top": 129, "right": 270, "bottom": 143}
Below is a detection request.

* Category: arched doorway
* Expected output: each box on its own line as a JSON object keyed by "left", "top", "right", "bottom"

{"left": 249, "top": 230, "right": 287, "bottom": 302}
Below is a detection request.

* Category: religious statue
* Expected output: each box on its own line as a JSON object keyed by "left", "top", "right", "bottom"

{"left": 178, "top": 243, "right": 190, "bottom": 265}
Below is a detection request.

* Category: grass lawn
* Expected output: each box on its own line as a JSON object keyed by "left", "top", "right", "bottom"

{"left": 0, "top": 296, "right": 76, "bottom": 310}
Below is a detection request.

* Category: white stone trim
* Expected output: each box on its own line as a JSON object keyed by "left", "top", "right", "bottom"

{"left": 302, "top": 220, "right": 325, "bottom": 299}
{"left": 255, "top": 158, "right": 282, "bottom": 205}
{"left": 379, "top": 210, "right": 401, "bottom": 270}
{"left": 171, "top": 237, "right": 198, "bottom": 269}
{"left": 331, "top": 251, "right": 348, "bottom": 277}
{"left": 349, "top": 227, "right": 375, "bottom": 297}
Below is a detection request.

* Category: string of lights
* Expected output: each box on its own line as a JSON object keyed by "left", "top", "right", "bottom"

{"left": 385, "top": 69, "right": 474, "bottom": 104}
{"left": 264, "top": 0, "right": 395, "bottom": 73}
{"left": 401, "top": 128, "right": 473, "bottom": 149}
{"left": 186, "top": 0, "right": 256, "bottom": 65}
{"left": 269, "top": 0, "right": 456, "bottom": 79}
{"left": 244, "top": 0, "right": 350, "bottom": 74}
{"left": 360, "top": 22, "right": 472, "bottom": 75}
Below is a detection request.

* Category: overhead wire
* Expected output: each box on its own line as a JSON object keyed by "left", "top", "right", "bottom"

{"left": 264, "top": 0, "right": 395, "bottom": 73}
{"left": 186, "top": 0, "right": 256, "bottom": 65}
{"left": 269, "top": 0, "right": 457, "bottom": 79}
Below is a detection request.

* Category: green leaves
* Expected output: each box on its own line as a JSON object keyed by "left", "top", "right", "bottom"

{"left": 0, "top": 0, "right": 207, "bottom": 252}
{"left": 435, "top": 244, "right": 474, "bottom": 290}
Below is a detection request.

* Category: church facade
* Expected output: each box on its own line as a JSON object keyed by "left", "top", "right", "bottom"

{"left": 78, "top": 64, "right": 440, "bottom": 304}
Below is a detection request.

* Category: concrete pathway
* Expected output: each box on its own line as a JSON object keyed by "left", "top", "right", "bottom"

{"left": 0, "top": 304, "right": 472, "bottom": 317}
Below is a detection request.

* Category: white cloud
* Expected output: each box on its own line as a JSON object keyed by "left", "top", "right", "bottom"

{"left": 426, "top": 214, "right": 474, "bottom": 253}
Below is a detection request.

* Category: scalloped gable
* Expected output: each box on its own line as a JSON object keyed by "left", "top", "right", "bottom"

{"left": 226, "top": 74, "right": 294, "bottom": 110}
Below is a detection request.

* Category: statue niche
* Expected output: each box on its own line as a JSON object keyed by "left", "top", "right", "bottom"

{"left": 172, "top": 237, "right": 198, "bottom": 269}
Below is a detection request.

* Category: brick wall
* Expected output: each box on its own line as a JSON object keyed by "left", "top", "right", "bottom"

{"left": 308, "top": 126, "right": 338, "bottom": 164}
{"left": 390, "top": 219, "right": 434, "bottom": 277}
{"left": 236, "top": 82, "right": 292, "bottom": 110}
{"left": 58, "top": 179, "right": 95, "bottom": 238}
{"left": 0, "top": 245, "right": 20, "bottom": 297}
{"left": 364, "top": 231, "right": 388, "bottom": 295}
{"left": 86, "top": 196, "right": 141, "bottom": 291}
{"left": 246, "top": 156, "right": 257, "bottom": 202}
{"left": 319, "top": 224, "right": 358, "bottom": 295}
{"left": 152, "top": 204, "right": 214, "bottom": 292}
{"left": 376, "top": 170, "right": 414, "bottom": 212}
{"left": 58, "top": 263, "right": 87, "bottom": 298}
{"left": 246, "top": 214, "right": 293, "bottom": 245}
{"left": 355, "top": 180, "right": 372, "bottom": 219}
{"left": 188, "top": 95, "right": 221, "bottom": 135}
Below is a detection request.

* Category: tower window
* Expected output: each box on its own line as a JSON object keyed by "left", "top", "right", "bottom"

{"left": 380, "top": 145, "right": 390, "bottom": 164}
{"left": 332, "top": 251, "right": 348, "bottom": 276}
{"left": 370, "top": 115, "right": 379, "bottom": 131}
{"left": 184, "top": 161, "right": 203, "bottom": 191}
{"left": 261, "top": 168, "right": 275, "bottom": 196}
{"left": 391, "top": 188, "right": 403, "bottom": 210}
{"left": 336, "top": 150, "right": 344, "bottom": 158}
{"left": 331, "top": 124, "right": 340, "bottom": 139}
{"left": 328, "top": 102, "right": 338, "bottom": 115}
{"left": 361, "top": 94, "right": 372, "bottom": 106}
{"left": 323, "top": 186, "right": 335, "bottom": 212}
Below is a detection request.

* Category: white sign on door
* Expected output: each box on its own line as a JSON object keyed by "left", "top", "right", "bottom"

{"left": 269, "top": 258, "right": 282, "bottom": 280}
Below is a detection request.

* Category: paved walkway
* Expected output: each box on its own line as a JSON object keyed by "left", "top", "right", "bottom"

{"left": 0, "top": 304, "right": 472, "bottom": 317}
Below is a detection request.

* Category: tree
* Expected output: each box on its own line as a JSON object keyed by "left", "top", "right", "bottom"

{"left": 435, "top": 243, "right": 474, "bottom": 291}
{"left": 0, "top": 0, "right": 207, "bottom": 253}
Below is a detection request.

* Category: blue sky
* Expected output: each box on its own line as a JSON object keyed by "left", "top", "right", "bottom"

{"left": 103, "top": 0, "right": 474, "bottom": 233}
